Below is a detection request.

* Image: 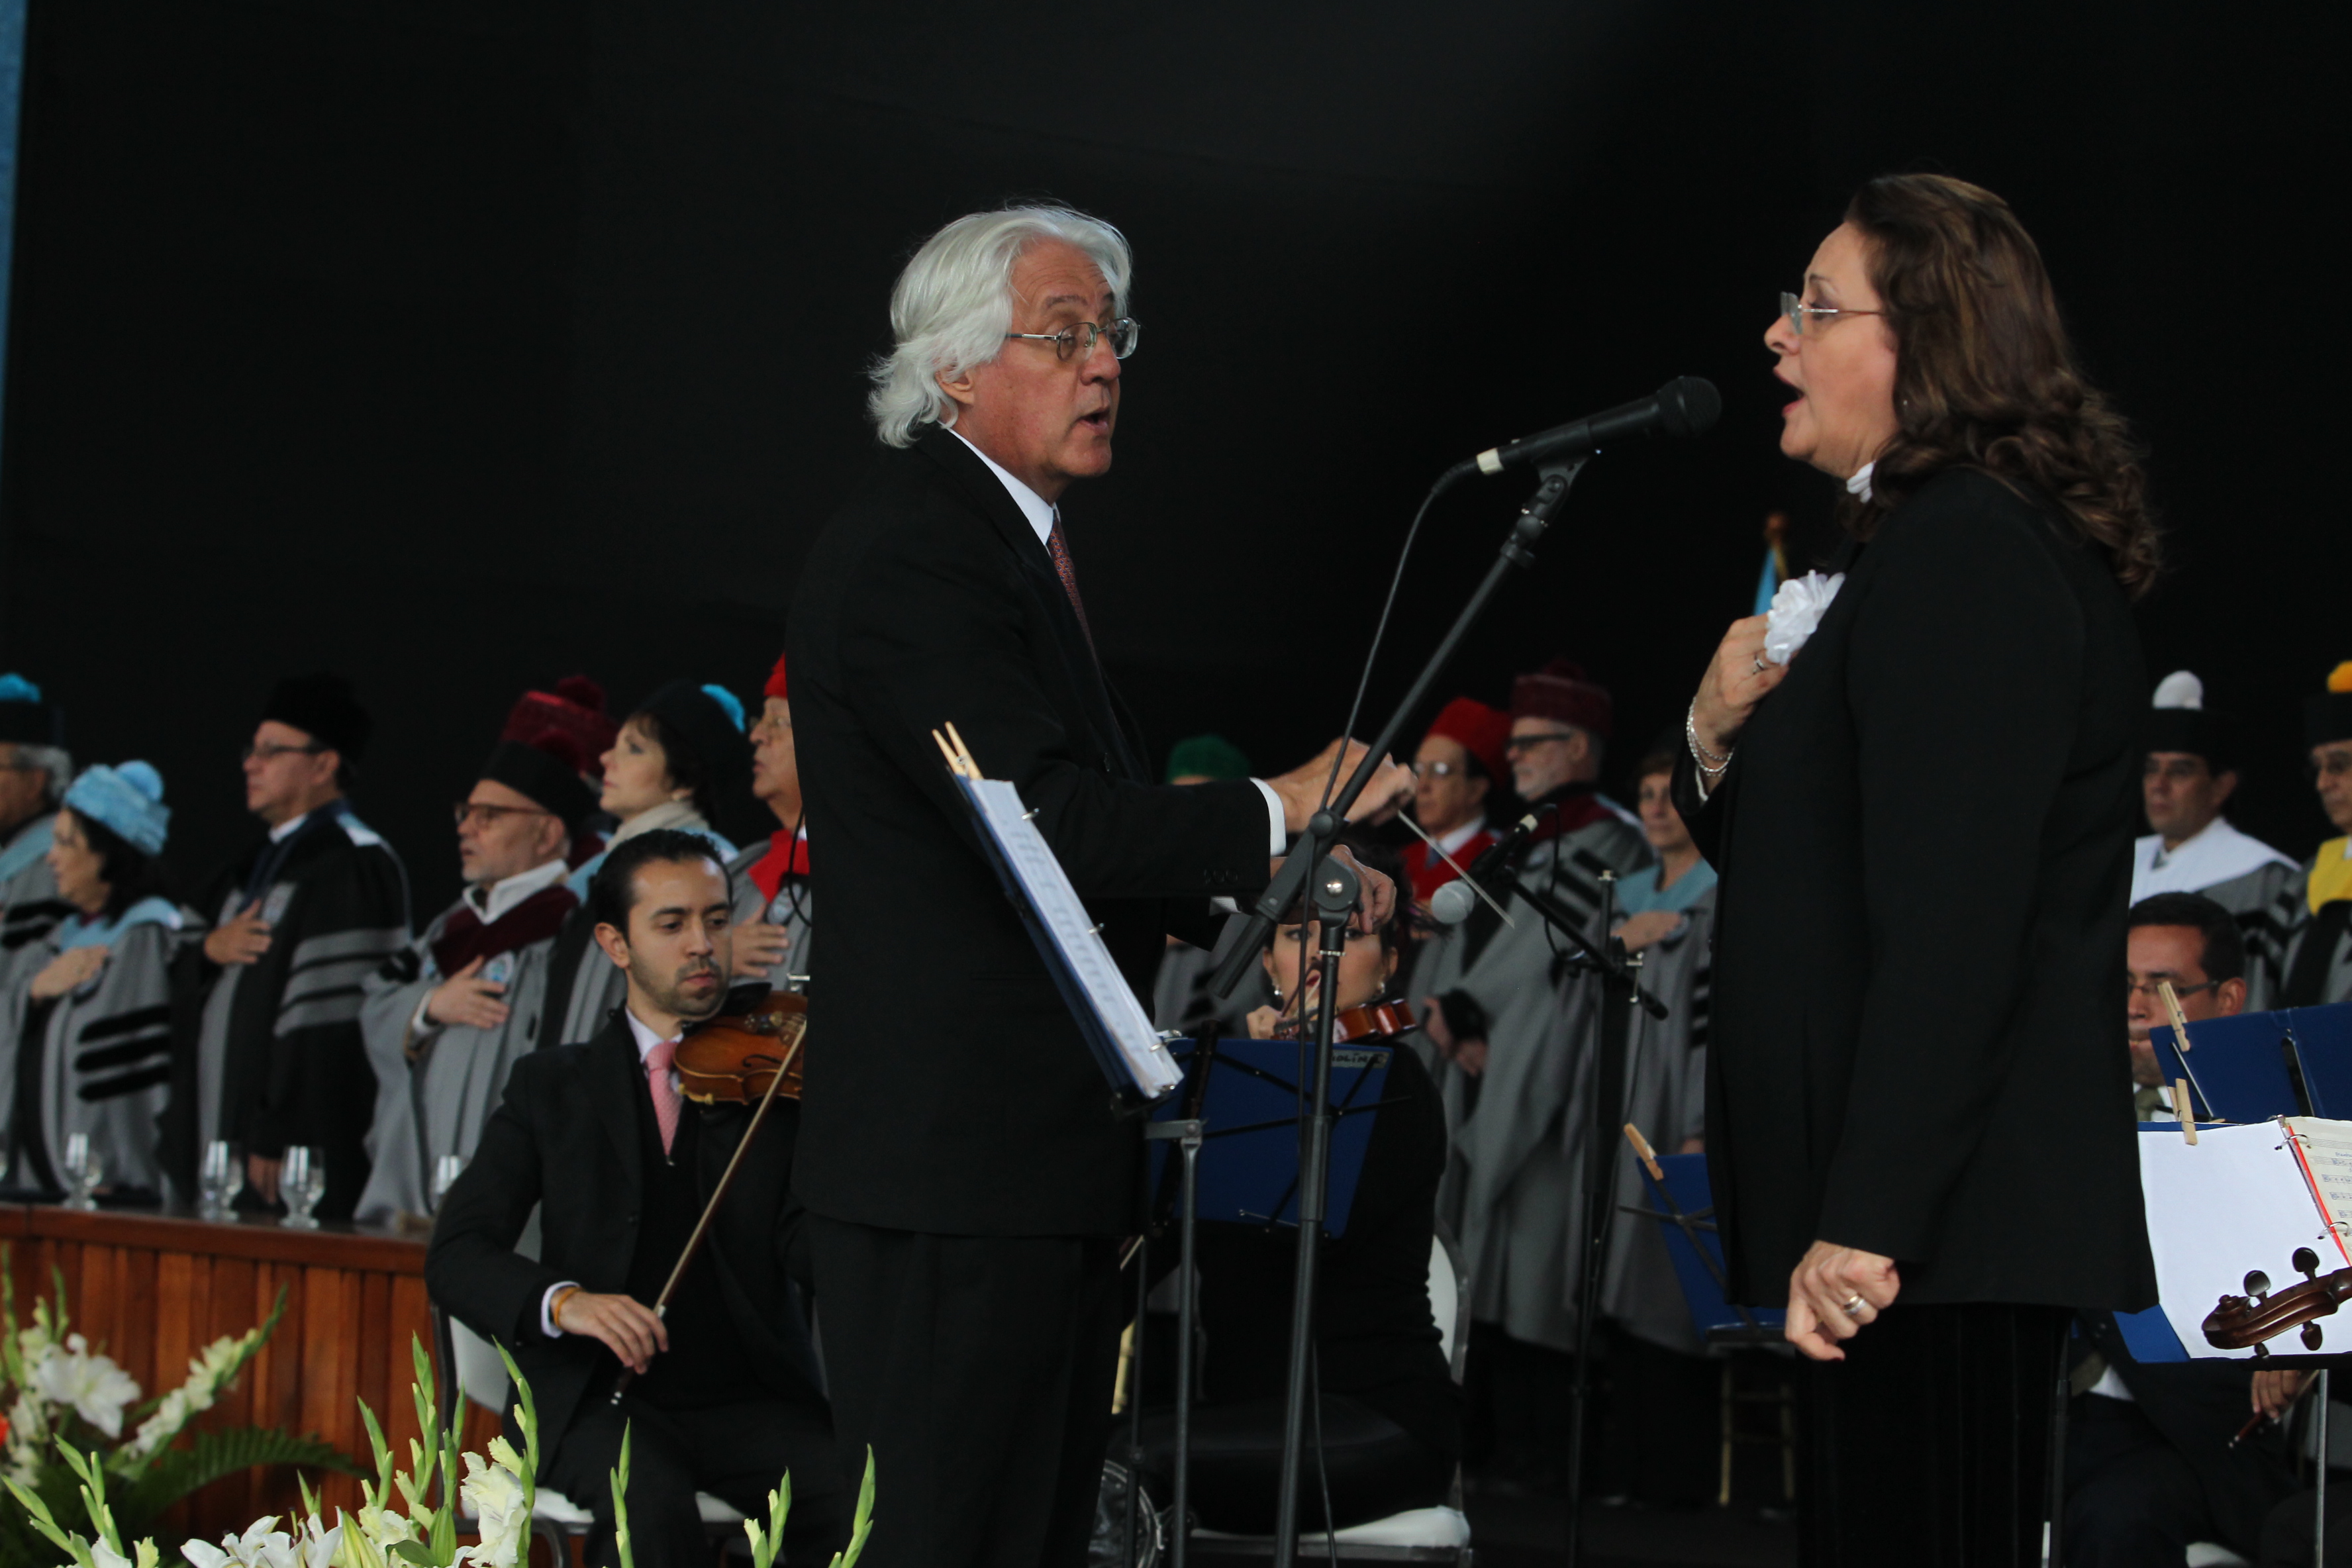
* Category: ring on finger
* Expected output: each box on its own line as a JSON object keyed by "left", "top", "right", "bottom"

{"left": 1839, "top": 1292, "right": 1867, "bottom": 1320}
{"left": 1751, "top": 654, "right": 1768, "bottom": 674}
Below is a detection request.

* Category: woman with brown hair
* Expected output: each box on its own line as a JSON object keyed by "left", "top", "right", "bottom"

{"left": 1674, "top": 173, "right": 2159, "bottom": 1561}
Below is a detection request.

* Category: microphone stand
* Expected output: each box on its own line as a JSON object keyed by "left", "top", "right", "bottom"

{"left": 1208, "top": 458, "right": 1589, "bottom": 1568}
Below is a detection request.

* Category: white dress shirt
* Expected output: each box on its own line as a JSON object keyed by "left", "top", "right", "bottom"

{"left": 947, "top": 427, "right": 1286, "bottom": 853}
{"left": 541, "top": 1006, "right": 679, "bottom": 1336}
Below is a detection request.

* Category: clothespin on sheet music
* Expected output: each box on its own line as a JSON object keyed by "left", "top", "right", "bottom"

{"left": 2157, "top": 979, "right": 2201, "bottom": 1144}
{"left": 931, "top": 722, "right": 981, "bottom": 780}
{"left": 1624, "top": 1122, "right": 1665, "bottom": 1183}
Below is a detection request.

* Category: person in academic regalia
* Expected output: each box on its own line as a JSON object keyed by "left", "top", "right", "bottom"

{"left": 1150, "top": 734, "right": 1269, "bottom": 1040}
{"left": 163, "top": 675, "right": 411, "bottom": 1220}
{"left": 1408, "top": 658, "right": 1651, "bottom": 1493}
{"left": 539, "top": 682, "right": 757, "bottom": 1051}
{"left": 2129, "top": 670, "right": 2300, "bottom": 1000}
{"left": 1593, "top": 744, "right": 1720, "bottom": 1506}
{"left": 723, "top": 654, "right": 814, "bottom": 994}
{"left": 501, "top": 677, "right": 620, "bottom": 869}
{"left": 0, "top": 675, "right": 75, "bottom": 994}
{"left": 1403, "top": 698, "right": 1508, "bottom": 911}
{"left": 2273, "top": 663, "right": 2352, "bottom": 1009}
{"left": 353, "top": 729, "right": 598, "bottom": 1226}
{"left": 0, "top": 761, "right": 189, "bottom": 1199}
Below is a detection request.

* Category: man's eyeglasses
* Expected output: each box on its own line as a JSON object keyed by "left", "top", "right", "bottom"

{"left": 1781, "top": 291, "right": 1885, "bottom": 338}
{"left": 1502, "top": 731, "right": 1579, "bottom": 756}
{"left": 242, "top": 740, "right": 326, "bottom": 763}
{"left": 2144, "top": 757, "right": 2214, "bottom": 784}
{"left": 2126, "top": 976, "right": 2219, "bottom": 1001}
{"left": 454, "top": 801, "right": 556, "bottom": 828}
{"left": 1411, "top": 760, "right": 1463, "bottom": 779}
{"left": 2310, "top": 752, "right": 2352, "bottom": 783}
{"left": 1003, "top": 318, "right": 1140, "bottom": 362}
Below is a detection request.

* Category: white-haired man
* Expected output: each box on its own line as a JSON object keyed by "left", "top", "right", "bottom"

{"left": 788, "top": 206, "right": 1410, "bottom": 1567}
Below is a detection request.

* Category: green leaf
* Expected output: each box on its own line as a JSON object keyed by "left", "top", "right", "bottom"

{"left": 830, "top": 1448, "right": 876, "bottom": 1568}
{"left": 609, "top": 1424, "right": 634, "bottom": 1568}
{"left": 113, "top": 1426, "right": 364, "bottom": 1538}
{"left": 388, "top": 1540, "right": 440, "bottom": 1567}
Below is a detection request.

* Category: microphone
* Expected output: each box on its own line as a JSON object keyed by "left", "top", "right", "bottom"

{"left": 1429, "top": 805, "right": 1555, "bottom": 926}
{"left": 1467, "top": 377, "right": 1721, "bottom": 477}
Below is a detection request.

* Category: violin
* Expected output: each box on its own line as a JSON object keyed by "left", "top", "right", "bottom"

{"left": 1275, "top": 998, "right": 1414, "bottom": 1045}
{"left": 609, "top": 981, "right": 807, "bottom": 1405}
{"left": 2202, "top": 1246, "right": 2352, "bottom": 1355}
{"left": 676, "top": 984, "right": 807, "bottom": 1103}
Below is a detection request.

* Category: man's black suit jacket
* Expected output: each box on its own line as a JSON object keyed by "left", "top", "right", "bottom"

{"left": 1673, "top": 467, "right": 2159, "bottom": 1310}
{"left": 424, "top": 1014, "right": 825, "bottom": 1453}
{"left": 786, "top": 429, "right": 1271, "bottom": 1237}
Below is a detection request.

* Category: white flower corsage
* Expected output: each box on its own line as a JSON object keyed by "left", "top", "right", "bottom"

{"left": 1763, "top": 571, "right": 1845, "bottom": 666}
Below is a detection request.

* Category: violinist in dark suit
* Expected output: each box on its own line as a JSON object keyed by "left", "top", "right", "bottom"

{"left": 787, "top": 203, "right": 1409, "bottom": 1568}
{"left": 426, "top": 830, "right": 842, "bottom": 1567}
{"left": 1674, "top": 174, "right": 2162, "bottom": 1563}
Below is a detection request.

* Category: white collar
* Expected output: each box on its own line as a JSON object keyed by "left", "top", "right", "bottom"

{"left": 949, "top": 429, "right": 1057, "bottom": 548}
{"left": 2131, "top": 816, "right": 2298, "bottom": 901}
{"left": 268, "top": 807, "right": 318, "bottom": 844}
{"left": 1846, "top": 462, "right": 1875, "bottom": 503}
{"left": 1433, "top": 820, "right": 1486, "bottom": 858}
{"left": 622, "top": 1006, "right": 680, "bottom": 1067}
{"left": 466, "top": 856, "right": 570, "bottom": 926}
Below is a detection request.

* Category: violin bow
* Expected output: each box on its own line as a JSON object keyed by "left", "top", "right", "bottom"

{"left": 609, "top": 1030, "right": 807, "bottom": 1404}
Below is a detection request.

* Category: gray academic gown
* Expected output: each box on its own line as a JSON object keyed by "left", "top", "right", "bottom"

{"left": 724, "top": 838, "right": 815, "bottom": 992}
{"left": 354, "top": 901, "right": 568, "bottom": 1226}
{"left": 1596, "top": 883, "right": 1715, "bottom": 1355}
{"left": 2269, "top": 852, "right": 2352, "bottom": 1010}
{"left": 1, "top": 903, "right": 192, "bottom": 1194}
{"left": 0, "top": 815, "right": 68, "bottom": 1000}
{"left": 1410, "top": 812, "right": 1651, "bottom": 1352}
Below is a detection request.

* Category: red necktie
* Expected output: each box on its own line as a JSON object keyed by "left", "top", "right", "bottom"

{"left": 644, "top": 1038, "right": 681, "bottom": 1155}
{"left": 1046, "top": 520, "right": 1099, "bottom": 661}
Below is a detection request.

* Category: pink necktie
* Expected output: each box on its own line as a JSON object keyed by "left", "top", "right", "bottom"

{"left": 644, "top": 1038, "right": 681, "bottom": 1155}
{"left": 1046, "top": 520, "right": 1099, "bottom": 662}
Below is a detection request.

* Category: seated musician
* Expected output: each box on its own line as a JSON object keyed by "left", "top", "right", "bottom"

{"left": 426, "top": 829, "right": 842, "bottom": 1567}
{"left": 1144, "top": 837, "right": 1461, "bottom": 1533}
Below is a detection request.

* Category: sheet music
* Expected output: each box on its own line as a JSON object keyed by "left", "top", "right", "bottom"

{"left": 2139, "top": 1121, "right": 2341, "bottom": 1359}
{"left": 959, "top": 775, "right": 1181, "bottom": 1097}
{"left": 2284, "top": 1117, "right": 2352, "bottom": 1256}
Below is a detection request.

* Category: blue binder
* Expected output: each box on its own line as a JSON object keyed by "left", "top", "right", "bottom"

{"left": 2149, "top": 1002, "right": 2352, "bottom": 1121}
{"left": 1147, "top": 1036, "right": 1391, "bottom": 1238}
{"left": 1632, "top": 1152, "right": 1787, "bottom": 1345}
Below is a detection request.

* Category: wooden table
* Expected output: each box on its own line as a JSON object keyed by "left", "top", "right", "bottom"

{"left": 3, "top": 1202, "right": 495, "bottom": 1535}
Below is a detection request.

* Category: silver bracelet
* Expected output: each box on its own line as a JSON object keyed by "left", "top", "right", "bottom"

{"left": 1686, "top": 701, "right": 1734, "bottom": 773}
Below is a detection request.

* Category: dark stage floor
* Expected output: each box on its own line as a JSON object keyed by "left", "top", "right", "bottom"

{"left": 1461, "top": 1495, "right": 1796, "bottom": 1567}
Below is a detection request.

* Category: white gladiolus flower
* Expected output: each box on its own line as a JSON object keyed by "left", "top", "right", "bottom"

{"left": 124, "top": 1332, "right": 252, "bottom": 1459}
{"left": 297, "top": 1514, "right": 344, "bottom": 1568}
{"left": 28, "top": 1334, "right": 141, "bottom": 1438}
{"left": 181, "top": 1518, "right": 297, "bottom": 1568}
{"left": 456, "top": 1449, "right": 528, "bottom": 1568}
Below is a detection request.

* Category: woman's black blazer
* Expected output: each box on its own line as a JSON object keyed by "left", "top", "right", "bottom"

{"left": 1674, "top": 467, "right": 2157, "bottom": 1310}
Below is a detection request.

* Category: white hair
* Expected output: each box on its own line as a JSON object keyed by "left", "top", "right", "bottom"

{"left": 13, "top": 745, "right": 71, "bottom": 808}
{"left": 867, "top": 205, "right": 1132, "bottom": 448}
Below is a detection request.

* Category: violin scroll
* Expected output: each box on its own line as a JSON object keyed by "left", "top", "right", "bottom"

{"left": 2204, "top": 1250, "right": 2352, "bottom": 1355}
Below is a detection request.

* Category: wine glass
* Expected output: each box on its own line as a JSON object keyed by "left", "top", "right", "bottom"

{"left": 430, "top": 1154, "right": 466, "bottom": 1213}
{"left": 199, "top": 1140, "right": 244, "bottom": 1221}
{"left": 279, "top": 1146, "right": 326, "bottom": 1230}
{"left": 62, "top": 1133, "right": 102, "bottom": 1211}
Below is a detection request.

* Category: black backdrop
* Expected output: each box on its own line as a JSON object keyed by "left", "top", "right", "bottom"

{"left": 0, "top": 0, "right": 2337, "bottom": 914}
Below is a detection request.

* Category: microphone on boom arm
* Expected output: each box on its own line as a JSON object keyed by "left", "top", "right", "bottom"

{"left": 1428, "top": 804, "right": 1555, "bottom": 928}
{"left": 1439, "top": 376, "right": 1722, "bottom": 488}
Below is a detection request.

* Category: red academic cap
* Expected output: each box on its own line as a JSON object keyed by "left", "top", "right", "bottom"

{"left": 503, "top": 675, "right": 618, "bottom": 779}
{"left": 1511, "top": 658, "right": 1614, "bottom": 740}
{"left": 764, "top": 652, "right": 789, "bottom": 702}
{"left": 1424, "top": 697, "right": 1511, "bottom": 783}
